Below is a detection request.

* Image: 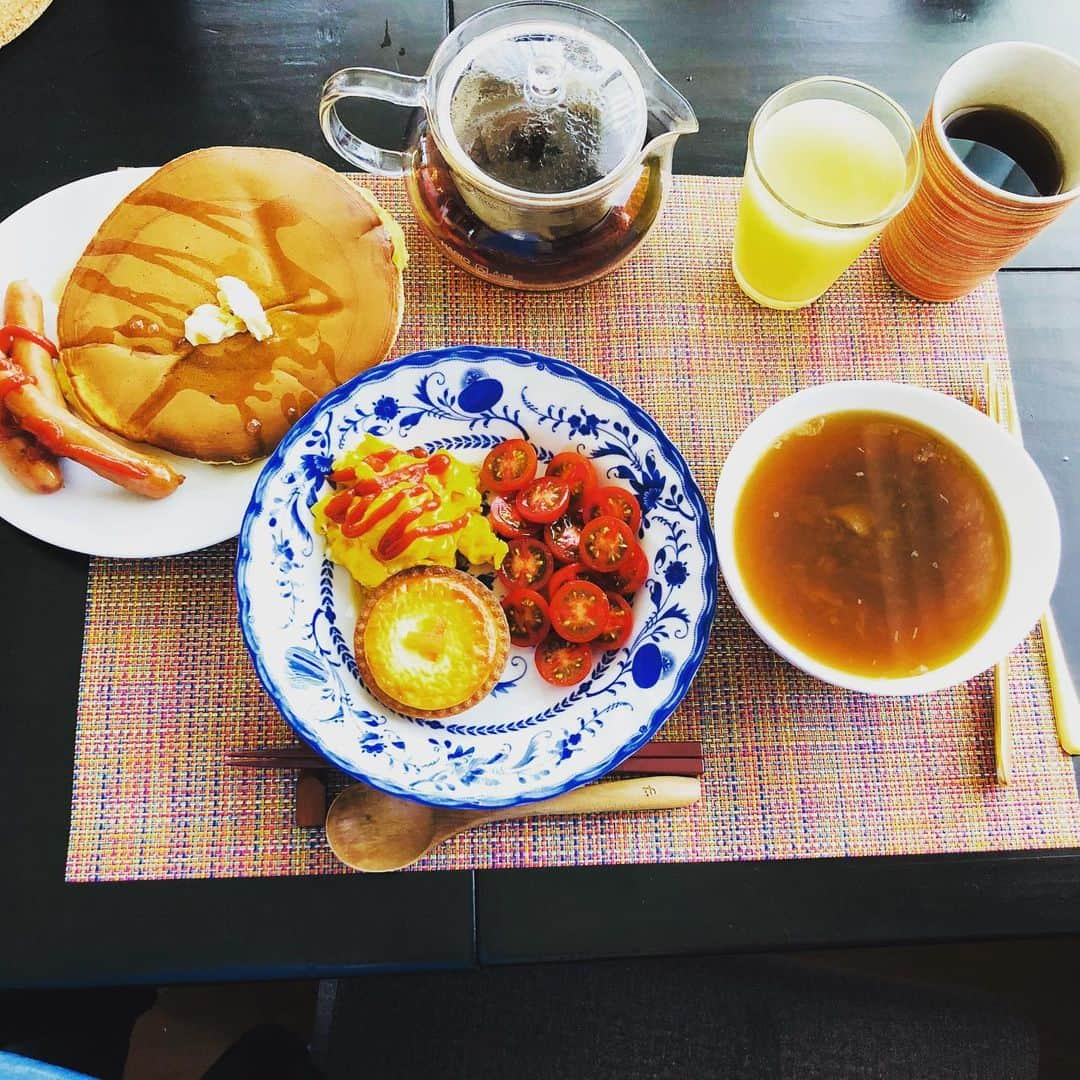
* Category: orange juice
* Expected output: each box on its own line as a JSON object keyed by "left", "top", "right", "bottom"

{"left": 733, "top": 94, "right": 913, "bottom": 309}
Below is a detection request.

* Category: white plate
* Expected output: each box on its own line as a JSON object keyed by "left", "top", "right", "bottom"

{"left": 0, "top": 169, "right": 263, "bottom": 557}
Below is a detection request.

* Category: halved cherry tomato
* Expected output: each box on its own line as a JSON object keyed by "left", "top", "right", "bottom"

{"left": 479, "top": 439, "right": 537, "bottom": 495}
{"left": 535, "top": 635, "right": 593, "bottom": 687}
{"left": 608, "top": 544, "right": 649, "bottom": 595}
{"left": 501, "top": 588, "right": 551, "bottom": 648}
{"left": 545, "top": 451, "right": 598, "bottom": 505}
{"left": 547, "top": 561, "right": 584, "bottom": 598}
{"left": 594, "top": 591, "right": 634, "bottom": 650}
{"left": 549, "top": 579, "right": 608, "bottom": 643}
{"left": 578, "top": 515, "right": 635, "bottom": 574}
{"left": 489, "top": 494, "right": 537, "bottom": 539}
{"left": 574, "top": 567, "right": 609, "bottom": 591}
{"left": 498, "top": 537, "right": 554, "bottom": 591}
{"left": 544, "top": 514, "right": 581, "bottom": 563}
{"left": 515, "top": 476, "right": 570, "bottom": 525}
{"left": 584, "top": 485, "right": 642, "bottom": 534}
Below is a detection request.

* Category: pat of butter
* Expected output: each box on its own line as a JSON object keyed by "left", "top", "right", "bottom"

{"left": 215, "top": 276, "right": 272, "bottom": 342}
{"left": 184, "top": 303, "right": 245, "bottom": 346}
{"left": 183, "top": 276, "right": 272, "bottom": 346}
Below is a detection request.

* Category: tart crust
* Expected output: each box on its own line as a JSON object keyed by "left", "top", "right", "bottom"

{"left": 353, "top": 566, "right": 510, "bottom": 720}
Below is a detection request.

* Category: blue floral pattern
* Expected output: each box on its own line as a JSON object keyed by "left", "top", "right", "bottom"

{"left": 373, "top": 395, "right": 399, "bottom": 421}
{"left": 236, "top": 347, "right": 717, "bottom": 810}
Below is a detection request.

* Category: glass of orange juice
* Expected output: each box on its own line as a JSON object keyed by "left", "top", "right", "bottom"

{"left": 732, "top": 76, "right": 922, "bottom": 309}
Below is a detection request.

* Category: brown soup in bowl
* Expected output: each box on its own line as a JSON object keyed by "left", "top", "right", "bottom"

{"left": 733, "top": 410, "right": 1009, "bottom": 678}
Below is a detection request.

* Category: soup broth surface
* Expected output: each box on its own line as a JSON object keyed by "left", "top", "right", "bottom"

{"left": 733, "top": 410, "right": 1009, "bottom": 677}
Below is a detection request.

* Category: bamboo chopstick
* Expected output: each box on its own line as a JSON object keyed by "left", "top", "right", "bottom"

{"left": 985, "top": 361, "right": 1080, "bottom": 762}
{"left": 984, "top": 364, "right": 1012, "bottom": 784}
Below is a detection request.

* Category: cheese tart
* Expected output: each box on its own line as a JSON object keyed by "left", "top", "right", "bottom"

{"left": 354, "top": 566, "right": 510, "bottom": 720}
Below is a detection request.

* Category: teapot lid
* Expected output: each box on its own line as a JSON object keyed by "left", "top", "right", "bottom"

{"left": 436, "top": 19, "right": 647, "bottom": 196}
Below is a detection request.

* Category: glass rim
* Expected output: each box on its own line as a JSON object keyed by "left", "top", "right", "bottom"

{"left": 747, "top": 75, "right": 924, "bottom": 230}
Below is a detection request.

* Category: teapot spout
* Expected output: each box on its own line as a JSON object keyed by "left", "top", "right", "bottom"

{"left": 639, "top": 68, "right": 698, "bottom": 166}
{"left": 648, "top": 72, "right": 699, "bottom": 136}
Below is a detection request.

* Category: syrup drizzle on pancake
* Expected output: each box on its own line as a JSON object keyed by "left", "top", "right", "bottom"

{"left": 75, "top": 195, "right": 354, "bottom": 457}
{"left": 57, "top": 147, "right": 404, "bottom": 462}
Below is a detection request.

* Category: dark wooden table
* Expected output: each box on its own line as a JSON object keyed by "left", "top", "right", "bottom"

{"left": 2, "top": 0, "right": 1078, "bottom": 988}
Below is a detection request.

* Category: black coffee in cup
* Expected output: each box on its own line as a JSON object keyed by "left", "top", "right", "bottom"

{"left": 944, "top": 105, "right": 1064, "bottom": 198}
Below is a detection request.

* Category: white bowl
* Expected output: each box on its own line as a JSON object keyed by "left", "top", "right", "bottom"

{"left": 712, "top": 380, "right": 1060, "bottom": 696}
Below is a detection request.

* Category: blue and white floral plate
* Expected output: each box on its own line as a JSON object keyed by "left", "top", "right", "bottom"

{"left": 236, "top": 346, "right": 717, "bottom": 809}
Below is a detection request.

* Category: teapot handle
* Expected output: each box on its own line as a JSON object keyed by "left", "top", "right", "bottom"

{"left": 319, "top": 68, "right": 427, "bottom": 177}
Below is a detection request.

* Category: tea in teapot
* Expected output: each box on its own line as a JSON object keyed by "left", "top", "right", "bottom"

{"left": 320, "top": 2, "right": 697, "bottom": 290}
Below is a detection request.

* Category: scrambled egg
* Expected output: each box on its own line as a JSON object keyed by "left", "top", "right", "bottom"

{"left": 312, "top": 435, "right": 506, "bottom": 588}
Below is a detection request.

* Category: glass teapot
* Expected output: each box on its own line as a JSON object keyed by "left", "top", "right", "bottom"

{"left": 319, "top": 1, "right": 698, "bottom": 290}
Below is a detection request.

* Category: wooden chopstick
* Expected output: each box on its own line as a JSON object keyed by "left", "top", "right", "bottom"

{"left": 984, "top": 362, "right": 1080, "bottom": 762}
{"left": 230, "top": 755, "right": 704, "bottom": 778}
{"left": 616, "top": 740, "right": 700, "bottom": 757}
{"left": 991, "top": 650, "right": 1012, "bottom": 784}
{"left": 228, "top": 739, "right": 701, "bottom": 763}
{"left": 237, "top": 738, "right": 703, "bottom": 827}
{"left": 228, "top": 739, "right": 705, "bottom": 777}
{"left": 1043, "top": 610, "right": 1080, "bottom": 754}
{"left": 984, "top": 362, "right": 1013, "bottom": 785}
{"left": 295, "top": 770, "right": 328, "bottom": 828}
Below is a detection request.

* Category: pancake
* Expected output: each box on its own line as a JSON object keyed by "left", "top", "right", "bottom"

{"left": 57, "top": 147, "right": 405, "bottom": 463}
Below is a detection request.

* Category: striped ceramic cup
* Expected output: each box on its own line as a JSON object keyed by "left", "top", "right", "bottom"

{"left": 880, "top": 42, "right": 1080, "bottom": 302}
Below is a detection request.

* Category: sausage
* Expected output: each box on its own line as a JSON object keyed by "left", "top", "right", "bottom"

{"left": 2, "top": 282, "right": 183, "bottom": 500}
{"left": 0, "top": 281, "right": 65, "bottom": 492}
{"left": 1, "top": 368, "right": 184, "bottom": 499}
{"left": 3, "top": 280, "right": 66, "bottom": 408}
{"left": 0, "top": 407, "right": 63, "bottom": 493}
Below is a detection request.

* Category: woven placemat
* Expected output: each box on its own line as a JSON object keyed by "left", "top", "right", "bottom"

{"left": 66, "top": 175, "right": 1080, "bottom": 882}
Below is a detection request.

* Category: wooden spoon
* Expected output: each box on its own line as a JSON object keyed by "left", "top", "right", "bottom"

{"left": 325, "top": 775, "right": 701, "bottom": 872}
